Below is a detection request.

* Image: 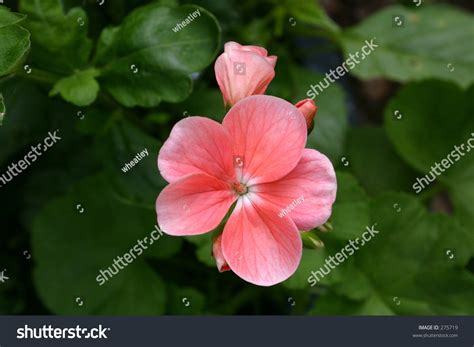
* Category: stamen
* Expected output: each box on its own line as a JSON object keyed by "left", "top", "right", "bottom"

{"left": 232, "top": 182, "right": 248, "bottom": 195}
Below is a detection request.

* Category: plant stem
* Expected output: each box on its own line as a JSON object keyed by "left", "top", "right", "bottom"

{"left": 16, "top": 67, "right": 60, "bottom": 84}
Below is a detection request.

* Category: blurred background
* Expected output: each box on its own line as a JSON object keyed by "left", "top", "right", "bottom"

{"left": 0, "top": 0, "right": 473, "bottom": 315}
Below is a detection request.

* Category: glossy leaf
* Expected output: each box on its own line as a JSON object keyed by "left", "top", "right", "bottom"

{"left": 0, "top": 6, "right": 26, "bottom": 28}
{"left": 32, "top": 175, "right": 168, "bottom": 314}
{"left": 312, "top": 193, "right": 474, "bottom": 315}
{"left": 0, "top": 24, "right": 30, "bottom": 76}
{"left": 347, "top": 127, "right": 418, "bottom": 196}
{"left": 384, "top": 81, "right": 474, "bottom": 225}
{"left": 97, "top": 4, "right": 221, "bottom": 107}
{"left": 330, "top": 172, "right": 370, "bottom": 240}
{"left": 339, "top": 5, "right": 474, "bottom": 87}
{"left": 19, "top": 0, "right": 92, "bottom": 73}
{"left": 98, "top": 118, "right": 167, "bottom": 208}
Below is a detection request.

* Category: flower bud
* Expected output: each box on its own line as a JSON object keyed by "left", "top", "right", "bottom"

{"left": 295, "top": 98, "right": 318, "bottom": 131}
{"left": 212, "top": 234, "right": 230, "bottom": 272}
{"left": 214, "top": 41, "right": 277, "bottom": 106}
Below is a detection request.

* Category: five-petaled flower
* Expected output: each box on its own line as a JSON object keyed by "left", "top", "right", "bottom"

{"left": 156, "top": 95, "right": 337, "bottom": 286}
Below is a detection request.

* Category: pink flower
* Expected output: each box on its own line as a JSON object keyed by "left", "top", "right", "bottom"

{"left": 156, "top": 95, "right": 337, "bottom": 286}
{"left": 214, "top": 41, "right": 277, "bottom": 106}
{"left": 295, "top": 99, "right": 318, "bottom": 130}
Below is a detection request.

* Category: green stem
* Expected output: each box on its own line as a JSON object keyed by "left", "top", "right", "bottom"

{"left": 16, "top": 67, "right": 61, "bottom": 84}
{"left": 209, "top": 201, "right": 238, "bottom": 240}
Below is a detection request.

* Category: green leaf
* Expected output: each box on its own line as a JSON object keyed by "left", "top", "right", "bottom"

{"left": 0, "top": 24, "right": 30, "bottom": 76}
{"left": 167, "top": 285, "right": 206, "bottom": 314}
{"left": 98, "top": 118, "right": 167, "bottom": 208}
{"left": 311, "top": 292, "right": 397, "bottom": 315}
{"left": 0, "top": 79, "right": 50, "bottom": 162}
{"left": 19, "top": 0, "right": 92, "bottom": 73}
{"left": 283, "top": 248, "right": 327, "bottom": 290}
{"left": 93, "top": 26, "right": 119, "bottom": 65}
{"left": 50, "top": 68, "right": 100, "bottom": 106}
{"left": 385, "top": 81, "right": 474, "bottom": 183}
{"left": 451, "top": 182, "right": 474, "bottom": 229}
{"left": 347, "top": 127, "right": 418, "bottom": 196}
{"left": 0, "top": 93, "right": 5, "bottom": 125}
{"left": 310, "top": 293, "right": 378, "bottom": 315}
{"left": 97, "top": 4, "right": 221, "bottom": 107}
{"left": 18, "top": 99, "right": 100, "bottom": 226}
{"left": 177, "top": 88, "right": 226, "bottom": 122}
{"left": 0, "top": 6, "right": 26, "bottom": 27}
{"left": 0, "top": 255, "right": 27, "bottom": 314}
{"left": 185, "top": 233, "right": 215, "bottom": 267}
{"left": 313, "top": 193, "right": 474, "bottom": 315}
{"left": 32, "top": 175, "right": 168, "bottom": 314}
{"left": 146, "top": 229, "right": 183, "bottom": 260}
{"left": 331, "top": 265, "right": 372, "bottom": 301}
{"left": 338, "top": 5, "right": 474, "bottom": 88}
{"left": 330, "top": 172, "right": 370, "bottom": 240}
{"left": 360, "top": 193, "right": 474, "bottom": 314}
{"left": 283, "top": 0, "right": 339, "bottom": 34}
{"left": 384, "top": 80, "right": 474, "bottom": 224}
{"left": 240, "top": 18, "right": 272, "bottom": 47}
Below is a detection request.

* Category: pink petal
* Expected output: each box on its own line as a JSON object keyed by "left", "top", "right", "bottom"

{"left": 156, "top": 173, "right": 237, "bottom": 236}
{"left": 212, "top": 234, "right": 230, "bottom": 272}
{"left": 224, "top": 41, "right": 269, "bottom": 57}
{"left": 158, "top": 117, "right": 235, "bottom": 183}
{"left": 214, "top": 50, "right": 276, "bottom": 106}
{"left": 224, "top": 41, "right": 243, "bottom": 52}
{"left": 222, "top": 95, "right": 307, "bottom": 185}
{"left": 266, "top": 55, "right": 277, "bottom": 67}
{"left": 221, "top": 196, "right": 302, "bottom": 286}
{"left": 254, "top": 149, "right": 337, "bottom": 231}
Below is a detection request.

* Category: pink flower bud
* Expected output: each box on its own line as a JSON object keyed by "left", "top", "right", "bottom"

{"left": 295, "top": 99, "right": 318, "bottom": 130}
{"left": 212, "top": 234, "right": 230, "bottom": 272}
{"left": 214, "top": 41, "right": 277, "bottom": 106}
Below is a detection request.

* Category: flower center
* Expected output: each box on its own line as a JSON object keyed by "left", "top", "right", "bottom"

{"left": 232, "top": 182, "right": 248, "bottom": 195}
